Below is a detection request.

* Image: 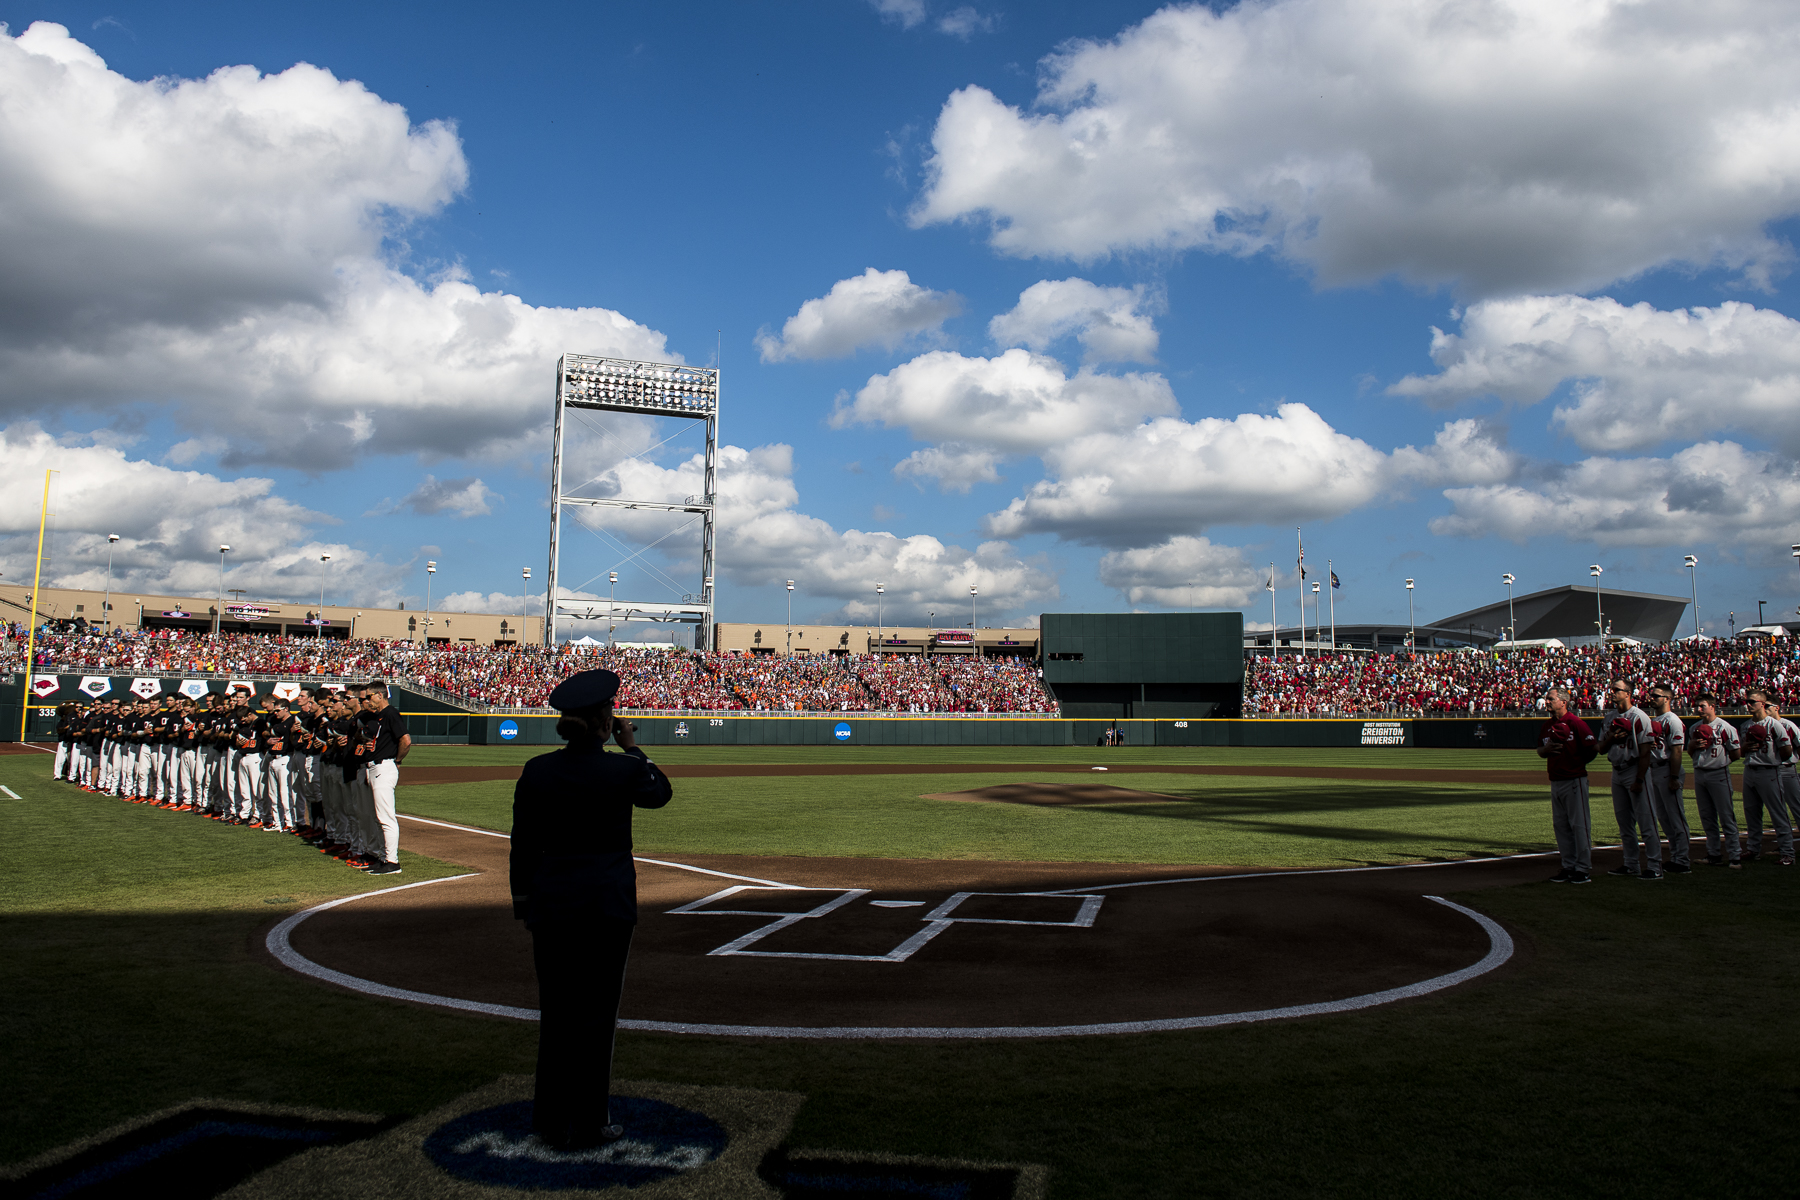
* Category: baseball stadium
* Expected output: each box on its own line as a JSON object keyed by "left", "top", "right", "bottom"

{"left": 9, "top": 7, "right": 1800, "bottom": 1197}
{"left": 5, "top": 599, "right": 1800, "bottom": 1199}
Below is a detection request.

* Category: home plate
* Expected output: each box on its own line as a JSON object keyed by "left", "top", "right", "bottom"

{"left": 922, "top": 781, "right": 1179, "bottom": 807}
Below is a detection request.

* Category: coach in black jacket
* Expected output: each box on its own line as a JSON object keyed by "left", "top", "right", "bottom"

{"left": 511, "top": 669, "right": 672, "bottom": 1151}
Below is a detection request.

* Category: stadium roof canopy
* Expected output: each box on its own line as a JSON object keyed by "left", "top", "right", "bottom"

{"left": 1433, "top": 584, "right": 1689, "bottom": 644}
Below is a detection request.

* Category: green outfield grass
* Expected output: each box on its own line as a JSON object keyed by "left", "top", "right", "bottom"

{"left": 402, "top": 744, "right": 1548, "bottom": 769}
{"left": 7, "top": 747, "right": 1798, "bottom": 1198}
{"left": 400, "top": 771, "right": 1557, "bottom": 868}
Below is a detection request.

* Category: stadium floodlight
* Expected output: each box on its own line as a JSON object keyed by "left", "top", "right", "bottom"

{"left": 522, "top": 567, "right": 532, "bottom": 641}
{"left": 786, "top": 580, "right": 795, "bottom": 654}
{"left": 424, "top": 561, "right": 437, "bottom": 646}
{"left": 103, "top": 534, "right": 120, "bottom": 634}
{"left": 547, "top": 353, "right": 720, "bottom": 648}
{"left": 1683, "top": 556, "right": 1699, "bottom": 640}
{"left": 1590, "top": 564, "right": 1604, "bottom": 639}
{"left": 1501, "top": 573, "right": 1516, "bottom": 645}
{"left": 608, "top": 571, "right": 618, "bottom": 647}
{"left": 876, "top": 583, "right": 885, "bottom": 644}
{"left": 1404, "top": 578, "right": 1415, "bottom": 653}
{"left": 214, "top": 545, "right": 231, "bottom": 637}
{"left": 970, "top": 584, "right": 978, "bottom": 633}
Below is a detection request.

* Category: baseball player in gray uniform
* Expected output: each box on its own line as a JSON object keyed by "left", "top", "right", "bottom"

{"left": 1686, "top": 693, "right": 1741, "bottom": 867}
{"left": 1770, "top": 701, "right": 1800, "bottom": 846}
{"left": 1645, "top": 684, "right": 1691, "bottom": 872}
{"left": 1739, "top": 691, "right": 1794, "bottom": 866}
{"left": 1597, "top": 680, "right": 1660, "bottom": 879}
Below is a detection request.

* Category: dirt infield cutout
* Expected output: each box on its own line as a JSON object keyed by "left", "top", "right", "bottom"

{"left": 922, "top": 780, "right": 1180, "bottom": 806}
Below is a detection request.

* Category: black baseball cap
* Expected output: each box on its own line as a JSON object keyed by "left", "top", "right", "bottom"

{"left": 547, "top": 669, "right": 621, "bottom": 711}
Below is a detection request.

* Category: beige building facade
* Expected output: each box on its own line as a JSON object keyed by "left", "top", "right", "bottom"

{"left": 0, "top": 583, "right": 542, "bottom": 646}
{"left": 713, "top": 621, "right": 1038, "bottom": 658}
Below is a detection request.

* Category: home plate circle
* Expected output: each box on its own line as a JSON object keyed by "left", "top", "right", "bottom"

{"left": 422, "top": 1097, "right": 727, "bottom": 1190}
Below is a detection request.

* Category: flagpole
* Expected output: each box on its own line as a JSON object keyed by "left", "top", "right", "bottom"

{"left": 19, "top": 469, "right": 55, "bottom": 742}
{"left": 1296, "top": 528, "right": 1305, "bottom": 657}
{"left": 1328, "top": 558, "right": 1337, "bottom": 653}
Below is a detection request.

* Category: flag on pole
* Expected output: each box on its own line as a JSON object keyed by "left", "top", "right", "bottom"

{"left": 1266, "top": 567, "right": 1274, "bottom": 591}
{"left": 1297, "top": 541, "right": 1306, "bottom": 580}
{"left": 1331, "top": 571, "right": 1340, "bottom": 589}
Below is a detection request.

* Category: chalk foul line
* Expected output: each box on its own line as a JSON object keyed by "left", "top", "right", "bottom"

{"left": 265, "top": 868, "right": 1512, "bottom": 1038}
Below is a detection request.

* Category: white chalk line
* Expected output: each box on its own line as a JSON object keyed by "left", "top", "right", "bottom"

{"left": 395, "top": 812, "right": 799, "bottom": 888}
{"left": 0, "top": 785, "right": 21, "bottom": 799}
{"left": 265, "top": 845, "right": 1515, "bottom": 1038}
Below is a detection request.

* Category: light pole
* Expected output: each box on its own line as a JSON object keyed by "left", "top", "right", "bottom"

{"left": 1757, "top": 599, "right": 1767, "bottom": 628}
{"left": 876, "top": 583, "right": 885, "bottom": 646}
{"left": 214, "top": 544, "right": 230, "bottom": 637}
{"left": 317, "top": 554, "right": 331, "bottom": 638}
{"left": 786, "top": 580, "right": 794, "bottom": 654}
{"left": 103, "top": 534, "right": 119, "bottom": 634}
{"left": 1501, "top": 573, "right": 1515, "bottom": 645}
{"left": 1589, "top": 564, "right": 1603, "bottom": 642}
{"left": 522, "top": 567, "right": 531, "bottom": 644}
{"left": 970, "top": 584, "right": 977, "bottom": 633}
{"left": 1268, "top": 563, "right": 1277, "bottom": 657}
{"left": 608, "top": 571, "right": 618, "bottom": 648}
{"left": 1404, "top": 578, "right": 1415, "bottom": 653}
{"left": 1311, "top": 581, "right": 1321, "bottom": 650}
{"left": 1730, "top": 611, "right": 1736, "bottom": 640}
{"left": 1683, "top": 556, "right": 1698, "bottom": 640}
{"left": 424, "top": 560, "right": 436, "bottom": 646}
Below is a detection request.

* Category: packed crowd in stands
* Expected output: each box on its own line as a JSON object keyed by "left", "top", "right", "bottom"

{"left": 1245, "top": 639, "right": 1800, "bottom": 716}
{"left": 4, "top": 627, "right": 1058, "bottom": 713}
{"left": 6, "top": 624, "right": 1797, "bottom": 715}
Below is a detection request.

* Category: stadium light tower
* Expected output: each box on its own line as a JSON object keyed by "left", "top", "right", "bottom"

{"left": 521, "top": 567, "right": 531, "bottom": 642}
{"left": 545, "top": 354, "right": 719, "bottom": 648}
{"left": 424, "top": 560, "right": 436, "bottom": 645}
{"left": 214, "top": 545, "right": 230, "bottom": 637}
{"left": 1589, "top": 564, "right": 1603, "bottom": 641}
{"left": 1404, "top": 578, "right": 1415, "bottom": 653}
{"left": 318, "top": 554, "right": 332, "bottom": 640}
{"left": 970, "top": 584, "right": 978, "bottom": 632}
{"left": 608, "top": 571, "right": 618, "bottom": 648}
{"left": 103, "top": 534, "right": 119, "bottom": 634}
{"left": 876, "top": 583, "right": 885, "bottom": 645}
{"left": 786, "top": 580, "right": 795, "bottom": 654}
{"left": 1684, "top": 556, "right": 1698, "bottom": 639}
{"left": 1311, "top": 580, "right": 1321, "bottom": 650}
{"left": 1500, "top": 573, "right": 1515, "bottom": 645}
{"left": 1758, "top": 599, "right": 1767, "bottom": 627}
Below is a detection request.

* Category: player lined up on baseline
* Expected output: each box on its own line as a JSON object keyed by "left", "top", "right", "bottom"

{"left": 1535, "top": 680, "right": 1799, "bottom": 886}
{"left": 49, "top": 681, "right": 411, "bottom": 876}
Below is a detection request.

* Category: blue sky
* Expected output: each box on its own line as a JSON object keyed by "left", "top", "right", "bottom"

{"left": 4, "top": 0, "right": 1800, "bottom": 640}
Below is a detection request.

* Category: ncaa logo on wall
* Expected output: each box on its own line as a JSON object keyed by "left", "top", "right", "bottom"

{"left": 833, "top": 722, "right": 852, "bottom": 742}
{"left": 499, "top": 720, "right": 520, "bottom": 741}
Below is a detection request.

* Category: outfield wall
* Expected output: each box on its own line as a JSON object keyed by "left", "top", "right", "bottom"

{"left": 0, "top": 673, "right": 1722, "bottom": 749}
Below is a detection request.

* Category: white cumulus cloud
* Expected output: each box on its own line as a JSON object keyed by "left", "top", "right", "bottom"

{"left": 565, "top": 440, "right": 1058, "bottom": 624}
{"left": 989, "top": 278, "right": 1160, "bottom": 364}
{"left": 1099, "top": 536, "right": 1269, "bottom": 607}
{"left": 911, "top": 0, "right": 1800, "bottom": 295}
{"left": 1431, "top": 440, "right": 1800, "bottom": 547}
{"left": 1390, "top": 295, "right": 1800, "bottom": 453}
{"left": 868, "top": 0, "right": 928, "bottom": 29}
{"left": 0, "top": 423, "right": 411, "bottom": 604}
{"left": 756, "top": 268, "right": 963, "bottom": 362}
{"left": 0, "top": 23, "right": 671, "bottom": 468}
{"left": 984, "top": 408, "right": 1515, "bottom": 545}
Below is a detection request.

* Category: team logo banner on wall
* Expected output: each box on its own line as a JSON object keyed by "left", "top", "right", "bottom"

{"left": 270, "top": 682, "right": 302, "bottom": 701}
{"left": 31, "top": 675, "right": 60, "bottom": 698}
{"left": 130, "top": 678, "right": 164, "bottom": 699}
{"left": 179, "top": 680, "right": 209, "bottom": 700}
{"left": 79, "top": 676, "right": 112, "bottom": 698}
{"left": 317, "top": 682, "right": 346, "bottom": 693}
{"left": 226, "top": 680, "right": 255, "bottom": 695}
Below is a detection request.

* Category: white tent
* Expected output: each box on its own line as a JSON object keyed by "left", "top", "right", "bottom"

{"left": 567, "top": 635, "right": 605, "bottom": 646}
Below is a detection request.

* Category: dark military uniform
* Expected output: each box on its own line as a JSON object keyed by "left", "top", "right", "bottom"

{"left": 510, "top": 671, "right": 671, "bottom": 1149}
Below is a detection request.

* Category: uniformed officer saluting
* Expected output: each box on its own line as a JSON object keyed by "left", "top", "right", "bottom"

{"left": 510, "top": 668, "right": 672, "bottom": 1152}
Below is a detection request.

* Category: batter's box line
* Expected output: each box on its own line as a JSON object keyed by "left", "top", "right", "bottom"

{"left": 667, "top": 886, "right": 1104, "bottom": 964}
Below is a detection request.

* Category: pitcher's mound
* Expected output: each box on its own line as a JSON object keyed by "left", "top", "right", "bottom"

{"left": 923, "top": 781, "right": 1180, "bottom": 807}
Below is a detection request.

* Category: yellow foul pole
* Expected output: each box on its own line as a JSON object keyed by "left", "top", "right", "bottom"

{"left": 18, "top": 469, "right": 55, "bottom": 742}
